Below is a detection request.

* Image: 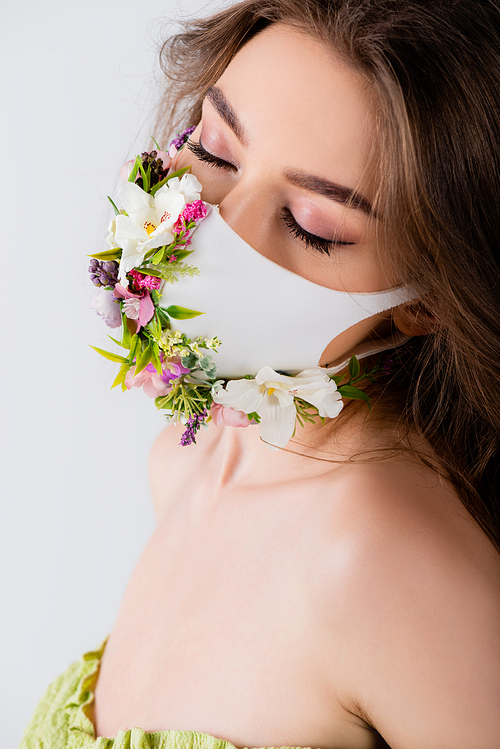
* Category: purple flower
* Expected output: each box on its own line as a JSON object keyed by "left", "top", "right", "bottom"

{"left": 88, "top": 258, "right": 119, "bottom": 288}
{"left": 169, "top": 126, "right": 196, "bottom": 152}
{"left": 179, "top": 408, "right": 207, "bottom": 446}
{"left": 90, "top": 287, "right": 122, "bottom": 328}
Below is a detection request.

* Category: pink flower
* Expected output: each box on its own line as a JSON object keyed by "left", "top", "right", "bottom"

{"left": 211, "top": 403, "right": 254, "bottom": 428}
{"left": 155, "top": 150, "right": 172, "bottom": 171}
{"left": 114, "top": 283, "right": 154, "bottom": 332}
{"left": 174, "top": 200, "right": 208, "bottom": 231}
{"left": 90, "top": 288, "right": 122, "bottom": 328}
{"left": 129, "top": 269, "right": 161, "bottom": 291}
{"left": 162, "top": 358, "right": 191, "bottom": 382}
{"left": 120, "top": 160, "right": 135, "bottom": 181}
{"left": 125, "top": 357, "right": 190, "bottom": 398}
{"left": 125, "top": 364, "right": 171, "bottom": 398}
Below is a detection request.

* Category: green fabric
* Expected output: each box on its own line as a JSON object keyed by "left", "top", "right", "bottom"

{"left": 19, "top": 639, "right": 311, "bottom": 749}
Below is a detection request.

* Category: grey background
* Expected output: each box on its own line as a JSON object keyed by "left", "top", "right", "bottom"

{"left": 1, "top": 1, "right": 225, "bottom": 744}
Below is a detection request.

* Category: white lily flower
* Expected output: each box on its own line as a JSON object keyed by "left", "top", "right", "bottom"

{"left": 213, "top": 366, "right": 343, "bottom": 448}
{"left": 108, "top": 173, "right": 203, "bottom": 285}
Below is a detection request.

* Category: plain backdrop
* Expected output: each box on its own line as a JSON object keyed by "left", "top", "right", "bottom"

{"left": 1, "top": 1, "right": 225, "bottom": 744}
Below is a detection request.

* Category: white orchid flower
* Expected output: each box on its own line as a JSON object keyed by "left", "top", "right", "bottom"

{"left": 108, "top": 173, "right": 203, "bottom": 285}
{"left": 213, "top": 366, "right": 343, "bottom": 448}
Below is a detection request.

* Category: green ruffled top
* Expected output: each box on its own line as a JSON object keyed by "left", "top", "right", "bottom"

{"left": 19, "top": 639, "right": 313, "bottom": 749}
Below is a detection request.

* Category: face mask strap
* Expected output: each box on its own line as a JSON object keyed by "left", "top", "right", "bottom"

{"left": 322, "top": 330, "right": 411, "bottom": 374}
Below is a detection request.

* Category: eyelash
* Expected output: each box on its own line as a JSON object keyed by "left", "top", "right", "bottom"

{"left": 186, "top": 139, "right": 354, "bottom": 256}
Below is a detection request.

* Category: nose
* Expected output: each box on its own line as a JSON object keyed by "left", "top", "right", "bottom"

{"left": 216, "top": 179, "right": 282, "bottom": 264}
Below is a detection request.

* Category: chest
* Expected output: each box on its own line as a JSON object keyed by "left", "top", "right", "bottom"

{"left": 93, "top": 487, "right": 385, "bottom": 749}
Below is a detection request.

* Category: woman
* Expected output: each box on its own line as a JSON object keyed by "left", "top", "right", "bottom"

{"left": 20, "top": 1, "right": 500, "bottom": 748}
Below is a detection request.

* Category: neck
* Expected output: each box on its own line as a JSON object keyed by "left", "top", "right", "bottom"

{"left": 202, "top": 406, "right": 385, "bottom": 493}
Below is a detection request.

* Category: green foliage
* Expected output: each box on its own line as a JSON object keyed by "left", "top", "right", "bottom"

{"left": 337, "top": 384, "right": 371, "bottom": 407}
{"left": 111, "top": 363, "right": 130, "bottom": 390}
{"left": 348, "top": 354, "right": 360, "bottom": 379}
{"left": 134, "top": 344, "right": 153, "bottom": 376}
{"left": 90, "top": 346, "right": 129, "bottom": 364}
{"left": 149, "top": 166, "right": 190, "bottom": 196}
{"left": 151, "top": 342, "right": 162, "bottom": 375}
{"left": 88, "top": 248, "right": 122, "bottom": 261}
{"left": 128, "top": 159, "right": 139, "bottom": 183}
{"left": 155, "top": 263, "right": 200, "bottom": 284}
{"left": 107, "top": 196, "right": 120, "bottom": 216}
{"left": 181, "top": 352, "right": 198, "bottom": 369}
{"left": 165, "top": 305, "right": 203, "bottom": 320}
{"left": 294, "top": 398, "right": 323, "bottom": 428}
{"left": 247, "top": 411, "right": 261, "bottom": 424}
{"left": 155, "top": 378, "right": 212, "bottom": 420}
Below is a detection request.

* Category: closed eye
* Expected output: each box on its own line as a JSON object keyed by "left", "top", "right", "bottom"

{"left": 281, "top": 208, "right": 355, "bottom": 256}
{"left": 186, "top": 139, "right": 355, "bottom": 256}
{"left": 186, "top": 139, "right": 237, "bottom": 170}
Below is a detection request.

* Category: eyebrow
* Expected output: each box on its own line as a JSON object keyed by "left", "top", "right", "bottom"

{"left": 284, "top": 171, "right": 375, "bottom": 217}
{"left": 206, "top": 86, "right": 248, "bottom": 146}
{"left": 205, "top": 85, "right": 375, "bottom": 217}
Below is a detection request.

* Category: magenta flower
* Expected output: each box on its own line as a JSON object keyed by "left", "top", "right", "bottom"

{"left": 114, "top": 283, "right": 154, "bottom": 333}
{"left": 211, "top": 403, "right": 254, "bottom": 428}
{"left": 129, "top": 269, "right": 161, "bottom": 291}
{"left": 174, "top": 200, "right": 208, "bottom": 231}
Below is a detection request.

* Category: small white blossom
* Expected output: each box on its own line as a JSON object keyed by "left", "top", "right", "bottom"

{"left": 108, "top": 173, "right": 202, "bottom": 285}
{"left": 214, "top": 366, "right": 343, "bottom": 448}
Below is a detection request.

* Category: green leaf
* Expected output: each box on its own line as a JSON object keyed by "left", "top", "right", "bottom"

{"left": 128, "top": 334, "right": 140, "bottom": 363}
{"left": 329, "top": 373, "right": 343, "bottom": 385}
{"left": 88, "top": 248, "right": 122, "bottom": 261}
{"left": 166, "top": 305, "right": 204, "bottom": 320}
{"left": 151, "top": 136, "right": 161, "bottom": 150}
{"left": 134, "top": 344, "right": 153, "bottom": 376}
{"left": 338, "top": 385, "right": 371, "bottom": 406}
{"left": 151, "top": 343, "right": 162, "bottom": 375}
{"left": 133, "top": 266, "right": 162, "bottom": 278}
{"left": 108, "top": 335, "right": 123, "bottom": 348}
{"left": 107, "top": 196, "right": 120, "bottom": 216}
{"left": 348, "top": 354, "right": 360, "bottom": 379}
{"left": 90, "top": 345, "right": 129, "bottom": 364}
{"left": 120, "top": 312, "right": 131, "bottom": 348}
{"left": 111, "top": 363, "right": 130, "bottom": 390}
{"left": 151, "top": 247, "right": 166, "bottom": 265}
{"left": 149, "top": 166, "right": 190, "bottom": 196}
{"left": 136, "top": 156, "right": 150, "bottom": 192}
{"left": 247, "top": 411, "right": 261, "bottom": 424}
{"left": 156, "top": 307, "right": 171, "bottom": 327}
{"left": 181, "top": 352, "right": 198, "bottom": 369}
{"left": 168, "top": 249, "right": 194, "bottom": 261}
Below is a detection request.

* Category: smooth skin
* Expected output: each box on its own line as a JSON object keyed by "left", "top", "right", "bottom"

{"left": 93, "top": 25, "right": 500, "bottom": 749}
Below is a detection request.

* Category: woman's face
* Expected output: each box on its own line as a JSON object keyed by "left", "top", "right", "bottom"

{"left": 175, "top": 23, "right": 398, "bottom": 364}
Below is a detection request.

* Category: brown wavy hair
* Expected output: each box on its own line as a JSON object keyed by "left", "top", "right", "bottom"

{"left": 155, "top": 0, "right": 500, "bottom": 553}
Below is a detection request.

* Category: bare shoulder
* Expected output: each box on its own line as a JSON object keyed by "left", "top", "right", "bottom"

{"left": 148, "top": 421, "right": 223, "bottom": 522}
{"left": 305, "top": 457, "right": 500, "bottom": 749}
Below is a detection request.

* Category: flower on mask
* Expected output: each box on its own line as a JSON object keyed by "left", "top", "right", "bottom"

{"left": 90, "top": 287, "right": 122, "bottom": 328}
{"left": 113, "top": 283, "right": 154, "bottom": 332}
{"left": 128, "top": 269, "right": 162, "bottom": 291}
{"left": 108, "top": 173, "right": 202, "bottom": 285}
{"left": 214, "top": 366, "right": 343, "bottom": 448}
{"left": 90, "top": 137, "right": 374, "bottom": 447}
{"left": 210, "top": 403, "right": 254, "bottom": 428}
{"left": 125, "top": 357, "right": 191, "bottom": 398}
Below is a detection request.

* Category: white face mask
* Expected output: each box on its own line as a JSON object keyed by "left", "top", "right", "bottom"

{"left": 160, "top": 205, "right": 415, "bottom": 380}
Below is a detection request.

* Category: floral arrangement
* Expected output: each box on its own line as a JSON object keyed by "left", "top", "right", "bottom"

{"left": 89, "top": 130, "right": 376, "bottom": 447}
